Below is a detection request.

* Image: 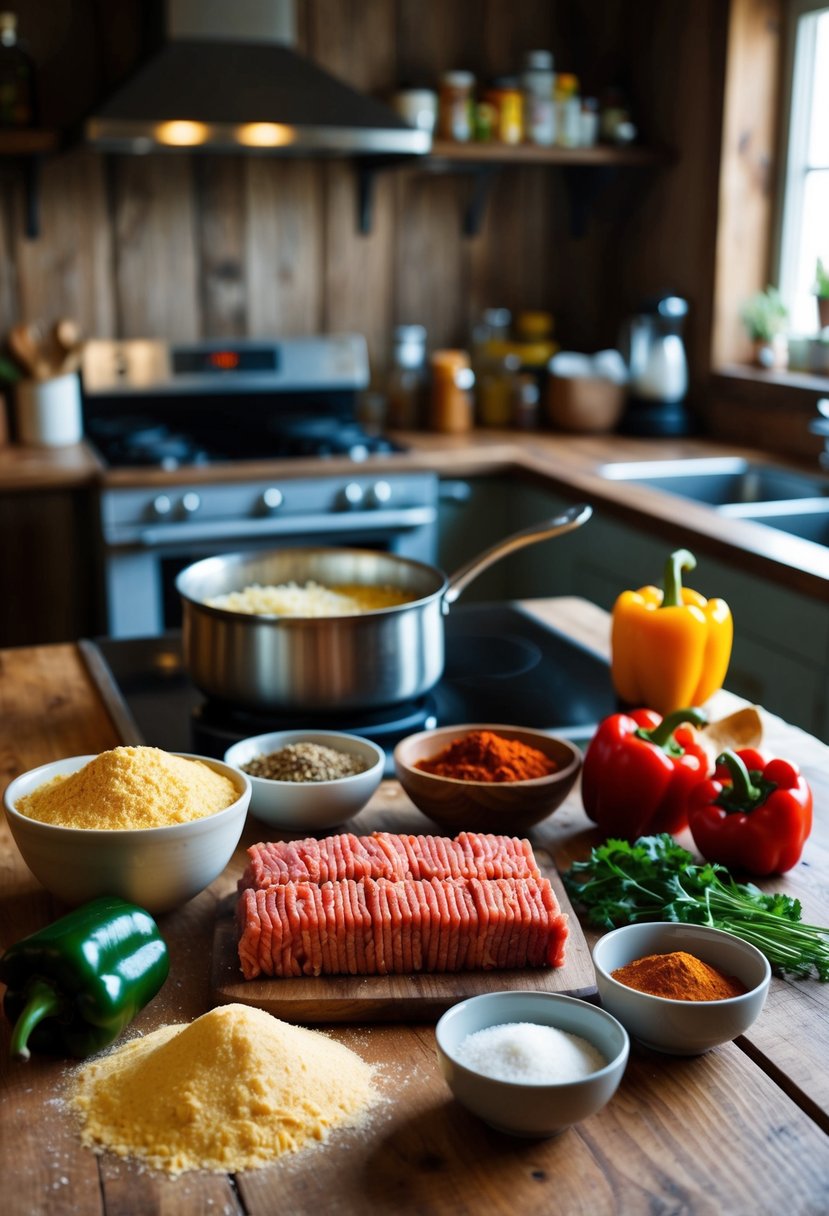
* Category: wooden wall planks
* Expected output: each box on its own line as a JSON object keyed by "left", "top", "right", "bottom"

{"left": 1, "top": 0, "right": 733, "bottom": 386}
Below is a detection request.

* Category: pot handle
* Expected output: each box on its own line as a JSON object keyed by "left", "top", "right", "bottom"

{"left": 442, "top": 503, "right": 592, "bottom": 611}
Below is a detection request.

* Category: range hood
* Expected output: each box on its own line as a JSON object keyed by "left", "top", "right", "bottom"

{"left": 85, "top": 0, "right": 430, "bottom": 157}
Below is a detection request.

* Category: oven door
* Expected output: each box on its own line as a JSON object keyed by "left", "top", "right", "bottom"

{"left": 99, "top": 474, "right": 439, "bottom": 638}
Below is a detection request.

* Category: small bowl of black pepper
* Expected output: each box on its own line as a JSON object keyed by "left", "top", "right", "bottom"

{"left": 224, "top": 730, "right": 385, "bottom": 830}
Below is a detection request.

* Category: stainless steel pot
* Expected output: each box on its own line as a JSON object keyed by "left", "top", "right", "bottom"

{"left": 176, "top": 503, "right": 591, "bottom": 712}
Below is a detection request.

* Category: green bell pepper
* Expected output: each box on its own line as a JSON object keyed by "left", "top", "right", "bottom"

{"left": 0, "top": 895, "right": 169, "bottom": 1061}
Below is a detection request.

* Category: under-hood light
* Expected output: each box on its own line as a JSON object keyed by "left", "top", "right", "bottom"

{"left": 155, "top": 120, "right": 210, "bottom": 147}
{"left": 236, "top": 122, "right": 295, "bottom": 148}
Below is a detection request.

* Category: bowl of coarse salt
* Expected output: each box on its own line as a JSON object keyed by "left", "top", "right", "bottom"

{"left": 435, "top": 990, "right": 629, "bottom": 1137}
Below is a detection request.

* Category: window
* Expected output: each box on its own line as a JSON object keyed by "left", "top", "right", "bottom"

{"left": 777, "top": 1, "right": 829, "bottom": 335}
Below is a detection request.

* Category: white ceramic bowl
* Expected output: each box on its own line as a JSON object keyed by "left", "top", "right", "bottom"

{"left": 592, "top": 922, "right": 772, "bottom": 1056}
{"left": 3, "top": 753, "right": 251, "bottom": 915}
{"left": 224, "top": 729, "right": 385, "bottom": 830}
{"left": 435, "top": 990, "right": 629, "bottom": 1138}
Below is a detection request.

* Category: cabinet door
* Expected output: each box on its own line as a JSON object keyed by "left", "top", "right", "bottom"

{"left": 0, "top": 490, "right": 98, "bottom": 645}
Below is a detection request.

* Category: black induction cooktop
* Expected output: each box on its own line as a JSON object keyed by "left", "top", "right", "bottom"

{"left": 85, "top": 603, "right": 616, "bottom": 774}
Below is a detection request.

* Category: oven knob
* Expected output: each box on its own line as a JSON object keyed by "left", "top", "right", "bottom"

{"left": 340, "top": 482, "right": 365, "bottom": 509}
{"left": 259, "top": 488, "right": 284, "bottom": 514}
{"left": 150, "top": 494, "right": 173, "bottom": 518}
{"left": 367, "top": 480, "right": 392, "bottom": 508}
{"left": 180, "top": 492, "right": 201, "bottom": 516}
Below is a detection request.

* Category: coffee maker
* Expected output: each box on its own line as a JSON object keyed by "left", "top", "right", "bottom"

{"left": 619, "top": 295, "right": 692, "bottom": 436}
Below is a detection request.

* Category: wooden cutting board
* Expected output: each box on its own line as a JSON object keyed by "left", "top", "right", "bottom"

{"left": 210, "top": 848, "right": 597, "bottom": 1022}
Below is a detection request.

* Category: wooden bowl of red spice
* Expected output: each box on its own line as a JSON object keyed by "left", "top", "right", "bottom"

{"left": 393, "top": 725, "right": 582, "bottom": 833}
{"left": 591, "top": 922, "right": 771, "bottom": 1056}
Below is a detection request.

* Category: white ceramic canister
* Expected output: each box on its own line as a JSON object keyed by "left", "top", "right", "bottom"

{"left": 15, "top": 372, "right": 83, "bottom": 446}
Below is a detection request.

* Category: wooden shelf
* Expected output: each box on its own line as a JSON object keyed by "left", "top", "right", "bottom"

{"left": 357, "top": 139, "right": 666, "bottom": 237}
{"left": 0, "top": 129, "right": 60, "bottom": 156}
{"left": 426, "top": 139, "right": 663, "bottom": 167}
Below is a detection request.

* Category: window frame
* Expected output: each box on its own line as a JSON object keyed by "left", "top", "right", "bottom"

{"left": 773, "top": 0, "right": 829, "bottom": 330}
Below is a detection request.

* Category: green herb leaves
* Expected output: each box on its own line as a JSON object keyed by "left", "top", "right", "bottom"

{"left": 564, "top": 834, "right": 829, "bottom": 981}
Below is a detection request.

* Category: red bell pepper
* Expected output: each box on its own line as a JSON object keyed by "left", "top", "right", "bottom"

{"left": 582, "top": 707, "right": 709, "bottom": 840}
{"left": 687, "top": 747, "right": 813, "bottom": 875}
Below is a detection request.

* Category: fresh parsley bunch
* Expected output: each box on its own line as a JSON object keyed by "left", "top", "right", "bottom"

{"left": 564, "top": 833, "right": 829, "bottom": 981}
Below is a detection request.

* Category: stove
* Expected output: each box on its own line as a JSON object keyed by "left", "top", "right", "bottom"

{"left": 84, "top": 603, "right": 617, "bottom": 775}
{"left": 82, "top": 335, "right": 400, "bottom": 467}
{"left": 81, "top": 336, "right": 438, "bottom": 639}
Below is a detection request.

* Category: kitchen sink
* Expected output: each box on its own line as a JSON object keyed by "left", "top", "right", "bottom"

{"left": 719, "top": 499, "right": 829, "bottom": 545}
{"left": 598, "top": 457, "right": 829, "bottom": 506}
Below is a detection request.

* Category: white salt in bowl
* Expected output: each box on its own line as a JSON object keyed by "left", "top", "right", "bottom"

{"left": 224, "top": 729, "right": 385, "bottom": 830}
{"left": 435, "top": 990, "right": 629, "bottom": 1137}
{"left": 592, "top": 922, "right": 771, "bottom": 1055}
{"left": 3, "top": 752, "right": 251, "bottom": 915}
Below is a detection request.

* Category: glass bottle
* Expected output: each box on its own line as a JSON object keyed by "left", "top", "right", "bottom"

{"left": 555, "top": 74, "right": 581, "bottom": 148}
{"left": 521, "top": 50, "right": 556, "bottom": 147}
{"left": 386, "top": 324, "right": 428, "bottom": 430}
{"left": 429, "top": 350, "right": 475, "bottom": 434}
{"left": 438, "top": 71, "right": 475, "bottom": 142}
{"left": 0, "top": 12, "right": 36, "bottom": 128}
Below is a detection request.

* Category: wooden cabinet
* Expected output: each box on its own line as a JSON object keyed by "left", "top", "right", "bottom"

{"left": 0, "top": 488, "right": 100, "bottom": 645}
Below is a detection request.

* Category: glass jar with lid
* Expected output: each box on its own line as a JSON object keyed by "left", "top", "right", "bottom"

{"left": 386, "top": 324, "right": 428, "bottom": 430}
{"left": 521, "top": 50, "right": 556, "bottom": 146}
{"left": 429, "top": 350, "right": 475, "bottom": 433}
{"left": 438, "top": 71, "right": 476, "bottom": 142}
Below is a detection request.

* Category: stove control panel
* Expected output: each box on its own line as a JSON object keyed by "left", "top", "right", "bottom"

{"left": 82, "top": 335, "right": 370, "bottom": 394}
{"left": 100, "top": 473, "right": 440, "bottom": 545}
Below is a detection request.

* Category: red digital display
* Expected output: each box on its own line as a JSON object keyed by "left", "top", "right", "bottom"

{"left": 209, "top": 350, "right": 240, "bottom": 371}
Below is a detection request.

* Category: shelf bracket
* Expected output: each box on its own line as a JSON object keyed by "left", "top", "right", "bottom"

{"left": 356, "top": 162, "right": 377, "bottom": 236}
{"left": 21, "top": 155, "right": 42, "bottom": 239}
{"left": 355, "top": 155, "right": 420, "bottom": 236}
{"left": 462, "top": 165, "right": 500, "bottom": 238}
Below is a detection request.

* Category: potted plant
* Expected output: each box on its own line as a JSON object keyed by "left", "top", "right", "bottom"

{"left": 740, "top": 286, "right": 789, "bottom": 369}
{"left": 814, "top": 257, "right": 829, "bottom": 331}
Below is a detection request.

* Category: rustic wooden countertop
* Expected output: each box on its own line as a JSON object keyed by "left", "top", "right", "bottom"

{"left": 1, "top": 430, "right": 826, "bottom": 599}
{"left": 1, "top": 599, "right": 828, "bottom": 1216}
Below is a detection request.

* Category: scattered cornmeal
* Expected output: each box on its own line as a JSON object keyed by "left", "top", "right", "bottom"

{"left": 16, "top": 746, "right": 238, "bottom": 830}
{"left": 69, "top": 1004, "right": 377, "bottom": 1176}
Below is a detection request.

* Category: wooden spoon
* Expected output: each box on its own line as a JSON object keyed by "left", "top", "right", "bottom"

{"left": 54, "top": 318, "right": 81, "bottom": 354}
{"left": 54, "top": 319, "right": 84, "bottom": 374}
{"left": 8, "top": 324, "right": 49, "bottom": 379}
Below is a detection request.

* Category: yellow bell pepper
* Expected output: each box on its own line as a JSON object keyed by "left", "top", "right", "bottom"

{"left": 610, "top": 548, "right": 733, "bottom": 715}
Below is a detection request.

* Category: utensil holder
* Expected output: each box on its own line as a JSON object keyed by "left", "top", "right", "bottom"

{"left": 14, "top": 372, "right": 83, "bottom": 446}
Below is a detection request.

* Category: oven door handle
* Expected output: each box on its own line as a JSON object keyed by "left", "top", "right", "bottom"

{"left": 121, "top": 506, "right": 438, "bottom": 548}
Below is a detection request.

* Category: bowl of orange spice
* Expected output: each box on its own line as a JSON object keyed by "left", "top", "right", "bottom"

{"left": 393, "top": 724, "right": 582, "bottom": 833}
{"left": 592, "top": 922, "right": 771, "bottom": 1055}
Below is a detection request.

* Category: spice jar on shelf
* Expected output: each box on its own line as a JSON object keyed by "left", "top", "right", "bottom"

{"left": 521, "top": 50, "right": 556, "bottom": 147}
{"left": 438, "top": 70, "right": 476, "bottom": 142}
{"left": 429, "top": 350, "right": 475, "bottom": 434}
{"left": 385, "top": 324, "right": 428, "bottom": 430}
{"left": 554, "top": 73, "right": 581, "bottom": 148}
{"left": 483, "top": 77, "right": 524, "bottom": 145}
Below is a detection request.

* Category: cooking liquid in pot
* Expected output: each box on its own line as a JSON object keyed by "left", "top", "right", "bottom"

{"left": 206, "top": 580, "right": 416, "bottom": 617}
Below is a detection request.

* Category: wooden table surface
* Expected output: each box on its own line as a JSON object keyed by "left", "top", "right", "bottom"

{"left": 1, "top": 599, "right": 828, "bottom": 1216}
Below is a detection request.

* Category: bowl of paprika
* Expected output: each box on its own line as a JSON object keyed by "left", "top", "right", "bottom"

{"left": 591, "top": 922, "right": 771, "bottom": 1055}
{"left": 393, "top": 724, "right": 582, "bottom": 833}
